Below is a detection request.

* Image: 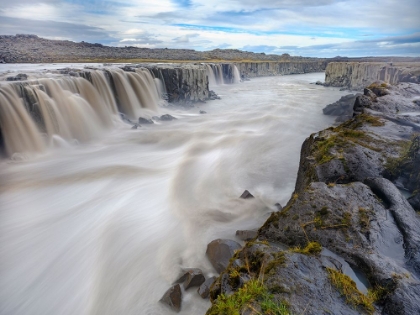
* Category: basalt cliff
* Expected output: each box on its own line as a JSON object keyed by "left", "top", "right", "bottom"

{"left": 206, "top": 81, "right": 420, "bottom": 314}
{"left": 325, "top": 62, "right": 420, "bottom": 90}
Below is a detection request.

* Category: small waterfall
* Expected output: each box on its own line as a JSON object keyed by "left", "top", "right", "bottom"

{"left": 0, "top": 85, "right": 46, "bottom": 157}
{"left": 206, "top": 64, "right": 242, "bottom": 85}
{"left": 232, "top": 65, "right": 241, "bottom": 83}
{"left": 0, "top": 67, "right": 165, "bottom": 157}
{"left": 206, "top": 64, "right": 217, "bottom": 86}
{"left": 215, "top": 64, "right": 224, "bottom": 84}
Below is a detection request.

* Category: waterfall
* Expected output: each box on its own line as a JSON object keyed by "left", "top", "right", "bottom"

{"left": 206, "top": 64, "right": 242, "bottom": 85}
{"left": 0, "top": 67, "right": 164, "bottom": 157}
{"left": 232, "top": 65, "right": 241, "bottom": 83}
{"left": 0, "top": 85, "right": 46, "bottom": 157}
{"left": 206, "top": 64, "right": 217, "bottom": 86}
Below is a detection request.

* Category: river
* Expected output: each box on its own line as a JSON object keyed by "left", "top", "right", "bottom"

{"left": 0, "top": 69, "right": 348, "bottom": 315}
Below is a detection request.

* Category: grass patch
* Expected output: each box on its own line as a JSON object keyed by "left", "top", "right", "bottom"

{"left": 326, "top": 268, "right": 375, "bottom": 314}
{"left": 265, "top": 252, "right": 287, "bottom": 275}
{"left": 291, "top": 241, "right": 322, "bottom": 255}
{"left": 358, "top": 208, "right": 370, "bottom": 231}
{"left": 207, "top": 279, "right": 292, "bottom": 315}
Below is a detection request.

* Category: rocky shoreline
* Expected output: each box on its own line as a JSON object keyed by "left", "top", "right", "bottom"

{"left": 202, "top": 82, "right": 420, "bottom": 314}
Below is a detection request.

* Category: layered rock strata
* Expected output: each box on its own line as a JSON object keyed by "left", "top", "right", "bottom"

{"left": 325, "top": 62, "right": 420, "bottom": 90}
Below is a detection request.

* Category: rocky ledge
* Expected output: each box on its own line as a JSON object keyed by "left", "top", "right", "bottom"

{"left": 206, "top": 82, "right": 420, "bottom": 314}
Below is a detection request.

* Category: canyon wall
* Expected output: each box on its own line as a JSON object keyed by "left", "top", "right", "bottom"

{"left": 236, "top": 61, "right": 328, "bottom": 78}
{"left": 325, "top": 62, "right": 420, "bottom": 90}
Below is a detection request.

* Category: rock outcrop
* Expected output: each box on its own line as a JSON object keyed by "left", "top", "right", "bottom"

{"left": 207, "top": 82, "right": 420, "bottom": 315}
{"left": 325, "top": 62, "right": 420, "bottom": 90}
{"left": 146, "top": 64, "right": 209, "bottom": 102}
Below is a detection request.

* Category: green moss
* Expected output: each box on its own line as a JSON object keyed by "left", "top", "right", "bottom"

{"left": 265, "top": 252, "right": 286, "bottom": 274}
{"left": 326, "top": 268, "right": 375, "bottom": 314}
{"left": 358, "top": 208, "right": 370, "bottom": 231}
{"left": 341, "top": 212, "right": 352, "bottom": 226}
{"left": 290, "top": 241, "right": 322, "bottom": 255}
{"left": 206, "top": 279, "right": 292, "bottom": 315}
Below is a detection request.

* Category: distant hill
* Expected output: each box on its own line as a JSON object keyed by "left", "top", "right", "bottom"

{"left": 1, "top": 34, "right": 420, "bottom": 63}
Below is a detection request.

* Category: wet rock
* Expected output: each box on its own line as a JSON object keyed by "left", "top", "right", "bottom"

{"left": 183, "top": 269, "right": 205, "bottom": 290}
{"left": 197, "top": 276, "right": 216, "bottom": 299}
{"left": 322, "top": 93, "right": 359, "bottom": 117}
{"left": 408, "top": 193, "right": 420, "bottom": 211}
{"left": 353, "top": 95, "right": 372, "bottom": 115}
{"left": 206, "top": 239, "right": 242, "bottom": 273}
{"left": 315, "top": 80, "right": 323, "bottom": 85}
{"left": 240, "top": 190, "right": 254, "bottom": 199}
{"left": 131, "top": 124, "right": 139, "bottom": 129}
{"left": 159, "top": 284, "right": 182, "bottom": 313}
{"left": 138, "top": 117, "right": 154, "bottom": 124}
{"left": 6, "top": 73, "right": 27, "bottom": 81}
{"left": 199, "top": 110, "right": 207, "bottom": 114}
{"left": 274, "top": 203, "right": 283, "bottom": 211}
{"left": 160, "top": 114, "right": 176, "bottom": 121}
{"left": 236, "top": 230, "right": 258, "bottom": 241}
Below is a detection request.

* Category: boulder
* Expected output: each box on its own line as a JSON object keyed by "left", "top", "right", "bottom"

{"left": 315, "top": 81, "right": 323, "bottom": 85}
{"left": 138, "top": 117, "right": 154, "bottom": 124}
{"left": 160, "top": 114, "right": 176, "bottom": 121}
{"left": 6, "top": 73, "right": 27, "bottom": 81}
{"left": 197, "top": 276, "right": 216, "bottom": 299}
{"left": 173, "top": 268, "right": 205, "bottom": 290}
{"left": 199, "top": 110, "right": 207, "bottom": 114}
{"left": 159, "top": 284, "right": 182, "bottom": 313}
{"left": 235, "top": 230, "right": 258, "bottom": 241}
{"left": 206, "top": 239, "right": 242, "bottom": 273}
{"left": 240, "top": 190, "right": 254, "bottom": 199}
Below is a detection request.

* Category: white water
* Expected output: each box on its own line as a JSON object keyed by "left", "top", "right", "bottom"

{"left": 0, "top": 72, "right": 348, "bottom": 315}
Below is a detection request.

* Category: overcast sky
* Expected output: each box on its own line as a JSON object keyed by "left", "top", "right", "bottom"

{"left": 0, "top": 0, "right": 419, "bottom": 57}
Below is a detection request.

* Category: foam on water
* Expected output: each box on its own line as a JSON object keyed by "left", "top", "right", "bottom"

{"left": 0, "top": 72, "right": 348, "bottom": 315}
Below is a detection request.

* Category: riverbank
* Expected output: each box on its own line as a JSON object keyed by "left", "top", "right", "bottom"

{"left": 206, "top": 82, "right": 420, "bottom": 314}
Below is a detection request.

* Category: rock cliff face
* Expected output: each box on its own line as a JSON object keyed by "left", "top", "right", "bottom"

{"left": 236, "top": 61, "right": 327, "bottom": 78}
{"left": 207, "top": 83, "right": 420, "bottom": 315}
{"left": 144, "top": 64, "right": 209, "bottom": 102}
{"left": 325, "top": 62, "right": 420, "bottom": 90}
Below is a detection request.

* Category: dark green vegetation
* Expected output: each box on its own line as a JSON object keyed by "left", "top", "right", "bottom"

{"left": 207, "top": 279, "right": 292, "bottom": 315}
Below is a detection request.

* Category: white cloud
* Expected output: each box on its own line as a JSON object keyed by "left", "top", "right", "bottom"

{"left": 0, "top": 0, "right": 419, "bottom": 56}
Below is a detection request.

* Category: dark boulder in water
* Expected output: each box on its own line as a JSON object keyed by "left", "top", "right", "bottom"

{"left": 173, "top": 268, "right": 205, "bottom": 289}
{"left": 206, "top": 239, "right": 242, "bottom": 273}
{"left": 198, "top": 276, "right": 216, "bottom": 299}
{"left": 6, "top": 73, "right": 27, "bottom": 81}
{"left": 240, "top": 190, "right": 254, "bottom": 199}
{"left": 138, "top": 117, "right": 154, "bottom": 124}
{"left": 159, "top": 284, "right": 182, "bottom": 313}
{"left": 160, "top": 114, "right": 177, "bottom": 121}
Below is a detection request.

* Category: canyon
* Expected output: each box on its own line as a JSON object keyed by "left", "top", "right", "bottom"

{"left": 1, "top": 36, "right": 420, "bottom": 315}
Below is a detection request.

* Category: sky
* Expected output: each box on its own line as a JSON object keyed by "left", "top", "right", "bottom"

{"left": 0, "top": 0, "right": 419, "bottom": 57}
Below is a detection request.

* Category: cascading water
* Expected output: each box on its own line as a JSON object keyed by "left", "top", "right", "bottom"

{"left": 232, "top": 65, "right": 241, "bottom": 83}
{"left": 206, "top": 64, "right": 241, "bottom": 86}
{"left": 0, "top": 67, "right": 163, "bottom": 157}
{"left": 205, "top": 64, "right": 217, "bottom": 86}
{"left": 0, "top": 67, "right": 350, "bottom": 315}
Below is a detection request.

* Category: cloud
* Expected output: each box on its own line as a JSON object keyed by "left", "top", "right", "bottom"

{"left": 0, "top": 16, "right": 114, "bottom": 42}
{"left": 0, "top": 0, "right": 419, "bottom": 57}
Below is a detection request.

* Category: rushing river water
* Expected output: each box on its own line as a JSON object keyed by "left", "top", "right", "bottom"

{"left": 0, "top": 71, "right": 348, "bottom": 315}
